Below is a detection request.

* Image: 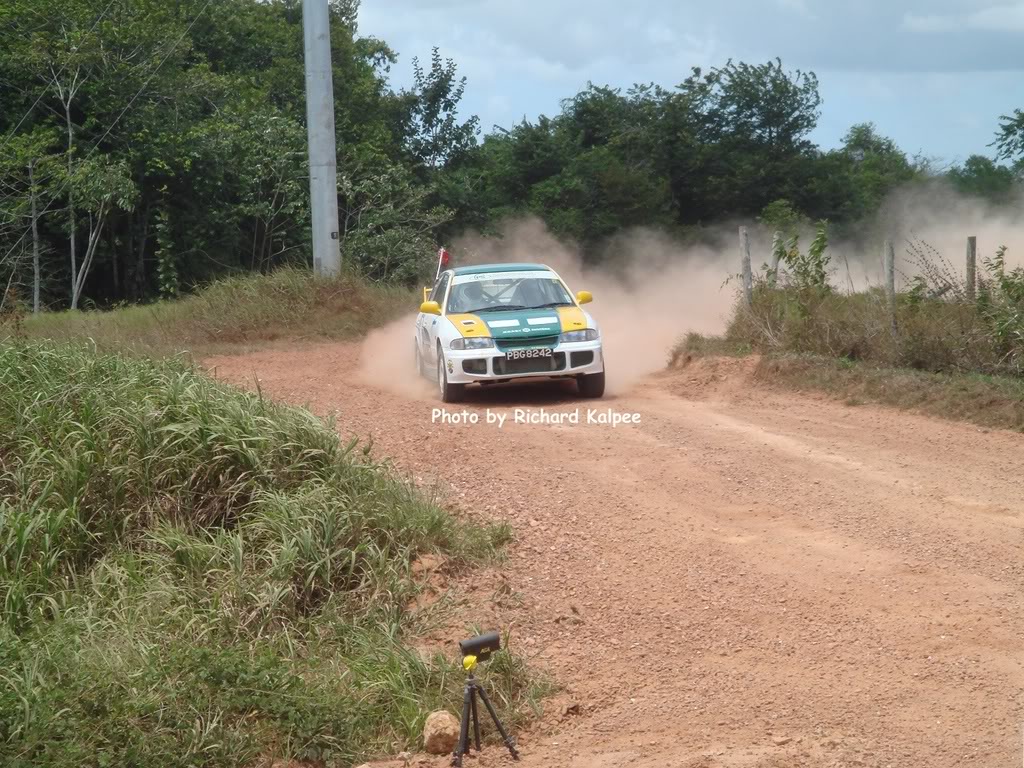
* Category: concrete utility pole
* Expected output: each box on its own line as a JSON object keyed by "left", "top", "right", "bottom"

{"left": 302, "top": 0, "right": 341, "bottom": 276}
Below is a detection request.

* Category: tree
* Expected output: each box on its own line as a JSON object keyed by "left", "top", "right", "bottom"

{"left": 528, "top": 147, "right": 672, "bottom": 249}
{"left": 339, "top": 159, "right": 452, "bottom": 283}
{"left": 0, "top": 129, "right": 58, "bottom": 313}
{"left": 947, "top": 155, "right": 1018, "bottom": 203}
{"left": 828, "top": 123, "right": 918, "bottom": 221}
{"left": 993, "top": 109, "right": 1024, "bottom": 163}
{"left": 0, "top": 0, "right": 449, "bottom": 304}
{"left": 68, "top": 156, "right": 137, "bottom": 308}
{"left": 403, "top": 47, "right": 480, "bottom": 169}
{"left": 669, "top": 59, "right": 823, "bottom": 222}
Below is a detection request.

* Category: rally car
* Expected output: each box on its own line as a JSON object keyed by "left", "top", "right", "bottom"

{"left": 414, "top": 263, "right": 605, "bottom": 402}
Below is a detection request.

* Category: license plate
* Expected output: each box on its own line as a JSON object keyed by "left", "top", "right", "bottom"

{"left": 506, "top": 348, "right": 553, "bottom": 361}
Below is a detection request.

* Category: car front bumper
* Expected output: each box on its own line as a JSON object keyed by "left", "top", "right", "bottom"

{"left": 443, "top": 340, "right": 604, "bottom": 384}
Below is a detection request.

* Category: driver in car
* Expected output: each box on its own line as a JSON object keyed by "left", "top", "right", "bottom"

{"left": 450, "top": 281, "right": 495, "bottom": 313}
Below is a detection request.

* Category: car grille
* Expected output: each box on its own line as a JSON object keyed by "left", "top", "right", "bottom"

{"left": 493, "top": 352, "right": 566, "bottom": 375}
{"left": 570, "top": 351, "right": 594, "bottom": 368}
{"left": 495, "top": 335, "right": 559, "bottom": 352}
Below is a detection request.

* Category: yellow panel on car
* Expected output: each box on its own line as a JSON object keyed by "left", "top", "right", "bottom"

{"left": 557, "top": 306, "right": 587, "bottom": 332}
{"left": 446, "top": 313, "right": 491, "bottom": 338}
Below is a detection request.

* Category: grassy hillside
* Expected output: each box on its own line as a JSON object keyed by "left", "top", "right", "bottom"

{"left": 5, "top": 267, "right": 415, "bottom": 355}
{"left": 0, "top": 343, "right": 541, "bottom": 768}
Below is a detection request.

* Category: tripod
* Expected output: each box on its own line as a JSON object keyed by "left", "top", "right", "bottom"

{"left": 452, "top": 658, "right": 519, "bottom": 767}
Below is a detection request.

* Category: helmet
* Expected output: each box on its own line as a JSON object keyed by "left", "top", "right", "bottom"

{"left": 463, "top": 282, "right": 484, "bottom": 302}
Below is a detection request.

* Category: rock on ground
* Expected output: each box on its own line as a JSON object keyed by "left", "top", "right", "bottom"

{"left": 422, "top": 710, "right": 460, "bottom": 755}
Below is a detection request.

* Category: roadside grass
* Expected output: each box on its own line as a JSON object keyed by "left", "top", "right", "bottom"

{"left": 8, "top": 267, "right": 415, "bottom": 356}
{"left": 0, "top": 342, "right": 546, "bottom": 768}
{"left": 675, "top": 333, "right": 1024, "bottom": 432}
{"left": 729, "top": 285, "right": 1021, "bottom": 377}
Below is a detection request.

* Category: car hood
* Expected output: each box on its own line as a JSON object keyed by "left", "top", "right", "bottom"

{"left": 447, "top": 306, "right": 589, "bottom": 339}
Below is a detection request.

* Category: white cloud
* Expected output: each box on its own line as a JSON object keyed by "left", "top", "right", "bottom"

{"left": 902, "top": 12, "right": 959, "bottom": 31}
{"left": 776, "top": 0, "right": 813, "bottom": 15}
{"left": 358, "top": 0, "right": 1022, "bottom": 158}
{"left": 967, "top": 3, "right": 1024, "bottom": 30}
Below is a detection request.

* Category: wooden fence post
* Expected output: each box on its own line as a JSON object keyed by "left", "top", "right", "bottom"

{"left": 884, "top": 239, "right": 897, "bottom": 335}
{"left": 768, "top": 231, "right": 782, "bottom": 287}
{"left": 966, "top": 235, "right": 977, "bottom": 302}
{"left": 740, "top": 226, "right": 753, "bottom": 307}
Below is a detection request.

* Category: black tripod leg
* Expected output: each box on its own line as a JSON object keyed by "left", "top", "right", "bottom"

{"left": 470, "top": 684, "right": 482, "bottom": 751}
{"left": 452, "top": 682, "right": 473, "bottom": 767}
{"left": 476, "top": 684, "right": 520, "bottom": 760}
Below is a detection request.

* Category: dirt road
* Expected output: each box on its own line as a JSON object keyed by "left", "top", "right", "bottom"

{"left": 207, "top": 343, "right": 1024, "bottom": 768}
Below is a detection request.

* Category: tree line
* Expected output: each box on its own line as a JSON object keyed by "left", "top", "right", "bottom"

{"left": 1, "top": 0, "right": 1022, "bottom": 311}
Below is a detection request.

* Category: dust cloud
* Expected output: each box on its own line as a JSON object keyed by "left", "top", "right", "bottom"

{"left": 452, "top": 218, "right": 736, "bottom": 393}
{"left": 356, "top": 315, "right": 435, "bottom": 400}
{"left": 357, "top": 217, "right": 738, "bottom": 397}
{"left": 781, "top": 182, "right": 1024, "bottom": 291}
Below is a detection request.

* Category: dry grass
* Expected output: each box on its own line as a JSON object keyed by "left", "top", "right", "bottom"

{"left": 676, "top": 334, "right": 1024, "bottom": 432}
{"left": 755, "top": 354, "right": 1024, "bottom": 431}
{"left": 728, "top": 286, "right": 1016, "bottom": 375}
{"left": 6, "top": 267, "right": 415, "bottom": 356}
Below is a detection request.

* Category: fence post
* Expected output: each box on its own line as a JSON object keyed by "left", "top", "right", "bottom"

{"left": 768, "top": 230, "right": 782, "bottom": 287}
{"left": 884, "top": 239, "right": 897, "bottom": 335}
{"left": 740, "top": 226, "right": 753, "bottom": 307}
{"left": 966, "top": 235, "right": 977, "bottom": 303}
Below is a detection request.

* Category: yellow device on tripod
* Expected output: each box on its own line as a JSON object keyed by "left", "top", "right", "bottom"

{"left": 452, "top": 633, "right": 519, "bottom": 767}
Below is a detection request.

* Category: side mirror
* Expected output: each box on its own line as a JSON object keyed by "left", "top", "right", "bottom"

{"left": 576, "top": 290, "right": 593, "bottom": 305}
{"left": 420, "top": 300, "right": 442, "bottom": 316}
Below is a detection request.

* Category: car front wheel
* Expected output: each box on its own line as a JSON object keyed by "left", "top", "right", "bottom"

{"left": 415, "top": 343, "right": 427, "bottom": 378}
{"left": 437, "top": 349, "right": 466, "bottom": 403}
{"left": 577, "top": 370, "right": 605, "bottom": 398}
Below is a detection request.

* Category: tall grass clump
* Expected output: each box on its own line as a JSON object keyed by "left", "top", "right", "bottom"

{"left": 0, "top": 342, "right": 538, "bottom": 768}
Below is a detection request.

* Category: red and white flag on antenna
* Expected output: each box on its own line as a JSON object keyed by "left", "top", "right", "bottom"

{"left": 435, "top": 247, "right": 450, "bottom": 279}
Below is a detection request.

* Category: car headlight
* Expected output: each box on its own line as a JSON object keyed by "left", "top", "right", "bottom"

{"left": 450, "top": 337, "right": 495, "bottom": 350}
{"left": 558, "top": 329, "right": 599, "bottom": 343}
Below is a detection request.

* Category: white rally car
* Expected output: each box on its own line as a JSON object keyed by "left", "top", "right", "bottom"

{"left": 414, "top": 262, "right": 605, "bottom": 402}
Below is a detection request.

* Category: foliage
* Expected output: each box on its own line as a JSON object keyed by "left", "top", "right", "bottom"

{"left": 993, "top": 108, "right": 1024, "bottom": 162}
{"left": 977, "top": 246, "right": 1024, "bottom": 370}
{"left": 340, "top": 161, "right": 452, "bottom": 283}
{"left": 0, "top": 0, "right": 469, "bottom": 307}
{"left": 0, "top": 342, "right": 543, "bottom": 767}
{"left": 758, "top": 199, "right": 807, "bottom": 236}
{"left": 403, "top": 47, "right": 480, "bottom": 169}
{"left": 946, "top": 155, "right": 1018, "bottom": 204}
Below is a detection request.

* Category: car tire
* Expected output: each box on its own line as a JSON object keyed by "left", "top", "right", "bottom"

{"left": 437, "top": 348, "right": 466, "bottom": 403}
{"left": 577, "top": 370, "right": 605, "bottom": 398}
{"left": 415, "top": 343, "right": 426, "bottom": 378}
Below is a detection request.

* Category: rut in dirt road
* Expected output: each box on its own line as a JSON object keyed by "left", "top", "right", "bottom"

{"left": 207, "top": 343, "right": 1024, "bottom": 768}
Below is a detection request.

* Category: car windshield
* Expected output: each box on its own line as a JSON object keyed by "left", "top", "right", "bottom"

{"left": 447, "top": 275, "right": 574, "bottom": 314}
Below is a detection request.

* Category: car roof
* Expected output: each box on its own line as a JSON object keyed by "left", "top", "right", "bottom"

{"left": 450, "top": 263, "right": 551, "bottom": 276}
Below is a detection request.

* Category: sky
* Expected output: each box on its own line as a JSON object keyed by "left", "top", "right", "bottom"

{"left": 356, "top": 0, "right": 1024, "bottom": 165}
